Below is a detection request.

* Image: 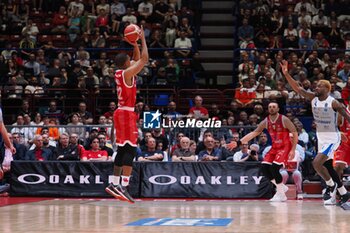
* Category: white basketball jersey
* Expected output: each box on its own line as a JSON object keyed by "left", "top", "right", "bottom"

{"left": 311, "top": 95, "right": 340, "bottom": 144}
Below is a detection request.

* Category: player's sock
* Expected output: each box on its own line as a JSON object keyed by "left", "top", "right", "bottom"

{"left": 271, "top": 179, "right": 277, "bottom": 186}
{"left": 121, "top": 176, "right": 130, "bottom": 186}
{"left": 325, "top": 179, "right": 335, "bottom": 187}
{"left": 112, "top": 176, "right": 120, "bottom": 186}
{"left": 338, "top": 185, "right": 347, "bottom": 196}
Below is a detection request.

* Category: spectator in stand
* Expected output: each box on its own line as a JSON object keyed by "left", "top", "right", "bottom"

{"left": 153, "top": 0, "right": 169, "bottom": 23}
{"left": 163, "top": 7, "right": 178, "bottom": 26}
{"left": 294, "top": 0, "right": 314, "bottom": 15}
{"left": 66, "top": 113, "right": 84, "bottom": 139}
{"left": 283, "top": 21, "right": 298, "bottom": 48}
{"left": 138, "top": 0, "right": 153, "bottom": 23}
{"left": 299, "top": 30, "right": 315, "bottom": 50}
{"left": 188, "top": 95, "right": 209, "bottom": 120}
{"left": 81, "top": 137, "right": 108, "bottom": 161}
{"left": 122, "top": 8, "right": 137, "bottom": 25}
{"left": 235, "top": 78, "right": 256, "bottom": 108}
{"left": 198, "top": 136, "right": 221, "bottom": 161}
{"left": 170, "top": 132, "right": 184, "bottom": 155}
{"left": 67, "top": 8, "right": 81, "bottom": 43}
{"left": 338, "top": 61, "right": 350, "bottom": 82}
{"left": 138, "top": 137, "right": 164, "bottom": 161}
{"left": 151, "top": 128, "right": 169, "bottom": 151}
{"left": 174, "top": 30, "right": 192, "bottom": 58}
{"left": 52, "top": 6, "right": 68, "bottom": 34}
{"left": 328, "top": 21, "right": 342, "bottom": 48}
{"left": 69, "top": 133, "right": 85, "bottom": 158}
{"left": 24, "top": 53, "right": 40, "bottom": 76}
{"left": 21, "top": 19, "right": 39, "bottom": 43}
{"left": 25, "top": 135, "right": 53, "bottom": 161}
{"left": 84, "top": 66, "right": 100, "bottom": 94}
{"left": 98, "top": 133, "right": 114, "bottom": 159}
{"left": 233, "top": 143, "right": 259, "bottom": 162}
{"left": 11, "top": 132, "right": 27, "bottom": 160}
{"left": 95, "top": 9, "right": 109, "bottom": 38}
{"left": 24, "top": 76, "right": 44, "bottom": 97}
{"left": 238, "top": 18, "right": 254, "bottom": 48}
{"left": 172, "top": 136, "right": 196, "bottom": 162}
{"left": 44, "top": 100, "right": 65, "bottom": 122}
{"left": 96, "top": 0, "right": 110, "bottom": 15}
{"left": 54, "top": 132, "right": 80, "bottom": 160}
{"left": 110, "top": 0, "right": 126, "bottom": 35}
{"left": 11, "top": 115, "right": 33, "bottom": 146}
{"left": 258, "top": 132, "right": 270, "bottom": 160}
{"left": 330, "top": 83, "right": 342, "bottom": 99}
{"left": 103, "top": 101, "right": 117, "bottom": 120}
{"left": 311, "top": 9, "right": 328, "bottom": 34}
{"left": 314, "top": 32, "right": 330, "bottom": 50}
{"left": 77, "top": 101, "right": 94, "bottom": 124}
{"left": 68, "top": 0, "right": 84, "bottom": 17}
{"left": 1, "top": 43, "right": 15, "bottom": 60}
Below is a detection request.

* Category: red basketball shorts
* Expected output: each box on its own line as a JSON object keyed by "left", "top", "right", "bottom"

{"left": 113, "top": 109, "right": 138, "bottom": 147}
{"left": 263, "top": 145, "right": 292, "bottom": 167}
{"left": 334, "top": 142, "right": 350, "bottom": 166}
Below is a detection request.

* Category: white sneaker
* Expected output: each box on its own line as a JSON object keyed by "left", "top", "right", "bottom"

{"left": 269, "top": 191, "right": 287, "bottom": 202}
{"left": 283, "top": 184, "right": 289, "bottom": 193}
{"left": 297, "top": 193, "right": 303, "bottom": 200}
{"left": 323, "top": 184, "right": 337, "bottom": 205}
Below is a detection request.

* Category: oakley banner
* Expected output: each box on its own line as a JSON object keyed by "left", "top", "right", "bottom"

{"left": 9, "top": 161, "right": 141, "bottom": 197}
{"left": 140, "top": 162, "right": 273, "bottom": 198}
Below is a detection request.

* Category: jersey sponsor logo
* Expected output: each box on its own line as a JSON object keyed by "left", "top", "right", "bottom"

{"left": 148, "top": 174, "right": 263, "bottom": 185}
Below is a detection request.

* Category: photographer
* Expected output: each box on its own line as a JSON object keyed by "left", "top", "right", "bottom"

{"left": 233, "top": 143, "right": 259, "bottom": 162}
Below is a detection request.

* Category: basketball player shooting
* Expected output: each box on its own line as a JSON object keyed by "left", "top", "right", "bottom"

{"left": 240, "top": 102, "right": 298, "bottom": 202}
{"left": 281, "top": 60, "right": 350, "bottom": 206}
{"left": 105, "top": 26, "right": 148, "bottom": 204}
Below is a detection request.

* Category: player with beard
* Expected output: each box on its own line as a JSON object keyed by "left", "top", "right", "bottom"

{"left": 240, "top": 102, "right": 298, "bottom": 202}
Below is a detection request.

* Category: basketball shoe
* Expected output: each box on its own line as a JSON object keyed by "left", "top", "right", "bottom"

{"left": 110, "top": 184, "right": 135, "bottom": 204}
{"left": 338, "top": 192, "right": 350, "bottom": 206}
{"left": 105, "top": 183, "right": 123, "bottom": 201}
{"left": 323, "top": 183, "right": 337, "bottom": 205}
{"left": 269, "top": 191, "right": 287, "bottom": 202}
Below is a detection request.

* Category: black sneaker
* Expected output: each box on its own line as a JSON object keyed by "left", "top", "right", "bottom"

{"left": 114, "top": 184, "right": 135, "bottom": 204}
{"left": 323, "top": 184, "right": 337, "bottom": 205}
{"left": 338, "top": 192, "right": 350, "bottom": 206}
{"left": 105, "top": 183, "right": 123, "bottom": 200}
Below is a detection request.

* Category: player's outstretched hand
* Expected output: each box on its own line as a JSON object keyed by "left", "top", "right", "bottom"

{"left": 280, "top": 60, "right": 289, "bottom": 75}
{"left": 139, "top": 25, "right": 145, "bottom": 41}
{"left": 226, "top": 141, "right": 238, "bottom": 151}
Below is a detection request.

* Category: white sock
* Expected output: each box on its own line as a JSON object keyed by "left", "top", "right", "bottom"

{"left": 271, "top": 179, "right": 277, "bottom": 186}
{"left": 112, "top": 176, "right": 120, "bottom": 186}
{"left": 338, "top": 185, "right": 347, "bottom": 196}
{"left": 276, "top": 183, "right": 284, "bottom": 193}
{"left": 121, "top": 176, "right": 130, "bottom": 187}
{"left": 325, "top": 179, "right": 335, "bottom": 187}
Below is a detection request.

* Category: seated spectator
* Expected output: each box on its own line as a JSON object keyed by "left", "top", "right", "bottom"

{"left": 103, "top": 101, "right": 117, "bottom": 120}
{"left": 21, "top": 19, "right": 39, "bottom": 43}
{"left": 95, "top": 9, "right": 109, "bottom": 38}
{"left": 52, "top": 6, "right": 69, "bottom": 34}
{"left": 24, "top": 76, "right": 44, "bottom": 97}
{"left": 151, "top": 128, "right": 169, "bottom": 151}
{"left": 69, "top": 133, "right": 85, "bottom": 159}
{"left": 314, "top": 32, "right": 330, "bottom": 50}
{"left": 122, "top": 8, "right": 137, "bottom": 25}
{"left": 138, "top": 137, "right": 164, "bottom": 161}
{"left": 198, "top": 136, "right": 221, "bottom": 161}
{"left": 81, "top": 137, "right": 108, "bottom": 161}
{"left": 172, "top": 136, "right": 196, "bottom": 162}
{"left": 170, "top": 132, "right": 184, "bottom": 156}
{"left": 98, "top": 133, "right": 114, "bottom": 159}
{"left": 67, "top": 113, "right": 84, "bottom": 138}
{"left": 235, "top": 78, "right": 256, "bottom": 108}
{"left": 138, "top": 0, "right": 153, "bottom": 23}
{"left": 233, "top": 143, "right": 259, "bottom": 162}
{"left": 25, "top": 135, "right": 53, "bottom": 161}
{"left": 110, "top": 0, "right": 126, "bottom": 34}
{"left": 78, "top": 101, "right": 94, "bottom": 124}
{"left": 299, "top": 31, "right": 315, "bottom": 50}
{"left": 67, "top": 8, "right": 81, "bottom": 43}
{"left": 11, "top": 133, "right": 27, "bottom": 160}
{"left": 54, "top": 133, "right": 80, "bottom": 160}
{"left": 195, "top": 130, "right": 213, "bottom": 154}
{"left": 174, "top": 30, "right": 192, "bottom": 58}
{"left": 189, "top": 95, "right": 209, "bottom": 120}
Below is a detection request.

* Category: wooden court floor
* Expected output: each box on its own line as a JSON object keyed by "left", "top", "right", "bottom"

{"left": 0, "top": 198, "right": 349, "bottom": 233}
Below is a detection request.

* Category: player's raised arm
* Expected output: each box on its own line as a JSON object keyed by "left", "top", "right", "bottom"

{"left": 124, "top": 36, "right": 140, "bottom": 62}
{"left": 280, "top": 60, "right": 315, "bottom": 101}
{"left": 333, "top": 100, "right": 350, "bottom": 124}
{"left": 240, "top": 119, "right": 267, "bottom": 144}
{"left": 124, "top": 26, "right": 149, "bottom": 82}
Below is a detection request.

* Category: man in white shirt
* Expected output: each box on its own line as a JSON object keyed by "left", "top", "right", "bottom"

{"left": 174, "top": 30, "right": 192, "bottom": 57}
{"left": 138, "top": 0, "right": 153, "bottom": 22}
{"left": 68, "top": 0, "right": 84, "bottom": 16}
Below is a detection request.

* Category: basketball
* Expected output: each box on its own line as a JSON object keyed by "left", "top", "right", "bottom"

{"left": 124, "top": 24, "right": 141, "bottom": 43}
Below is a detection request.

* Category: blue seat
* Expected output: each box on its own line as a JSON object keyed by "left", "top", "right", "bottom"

{"left": 154, "top": 94, "right": 169, "bottom": 106}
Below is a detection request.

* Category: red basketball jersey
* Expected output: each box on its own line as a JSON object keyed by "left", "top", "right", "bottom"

{"left": 114, "top": 70, "right": 136, "bottom": 108}
{"left": 339, "top": 108, "right": 350, "bottom": 142}
{"left": 267, "top": 114, "right": 291, "bottom": 149}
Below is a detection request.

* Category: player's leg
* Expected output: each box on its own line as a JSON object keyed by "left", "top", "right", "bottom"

{"left": 280, "top": 170, "right": 289, "bottom": 185}
{"left": 105, "top": 148, "right": 124, "bottom": 200}
{"left": 292, "top": 170, "right": 303, "bottom": 199}
{"left": 332, "top": 146, "right": 350, "bottom": 206}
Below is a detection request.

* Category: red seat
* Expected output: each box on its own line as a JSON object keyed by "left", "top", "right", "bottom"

{"left": 52, "top": 35, "right": 69, "bottom": 47}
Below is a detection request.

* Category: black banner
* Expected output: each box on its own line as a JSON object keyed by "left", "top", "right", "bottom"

{"left": 140, "top": 162, "right": 272, "bottom": 198}
{"left": 9, "top": 161, "right": 272, "bottom": 198}
{"left": 9, "top": 161, "right": 141, "bottom": 197}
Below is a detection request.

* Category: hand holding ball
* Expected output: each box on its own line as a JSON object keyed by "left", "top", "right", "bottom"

{"left": 124, "top": 24, "right": 141, "bottom": 43}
